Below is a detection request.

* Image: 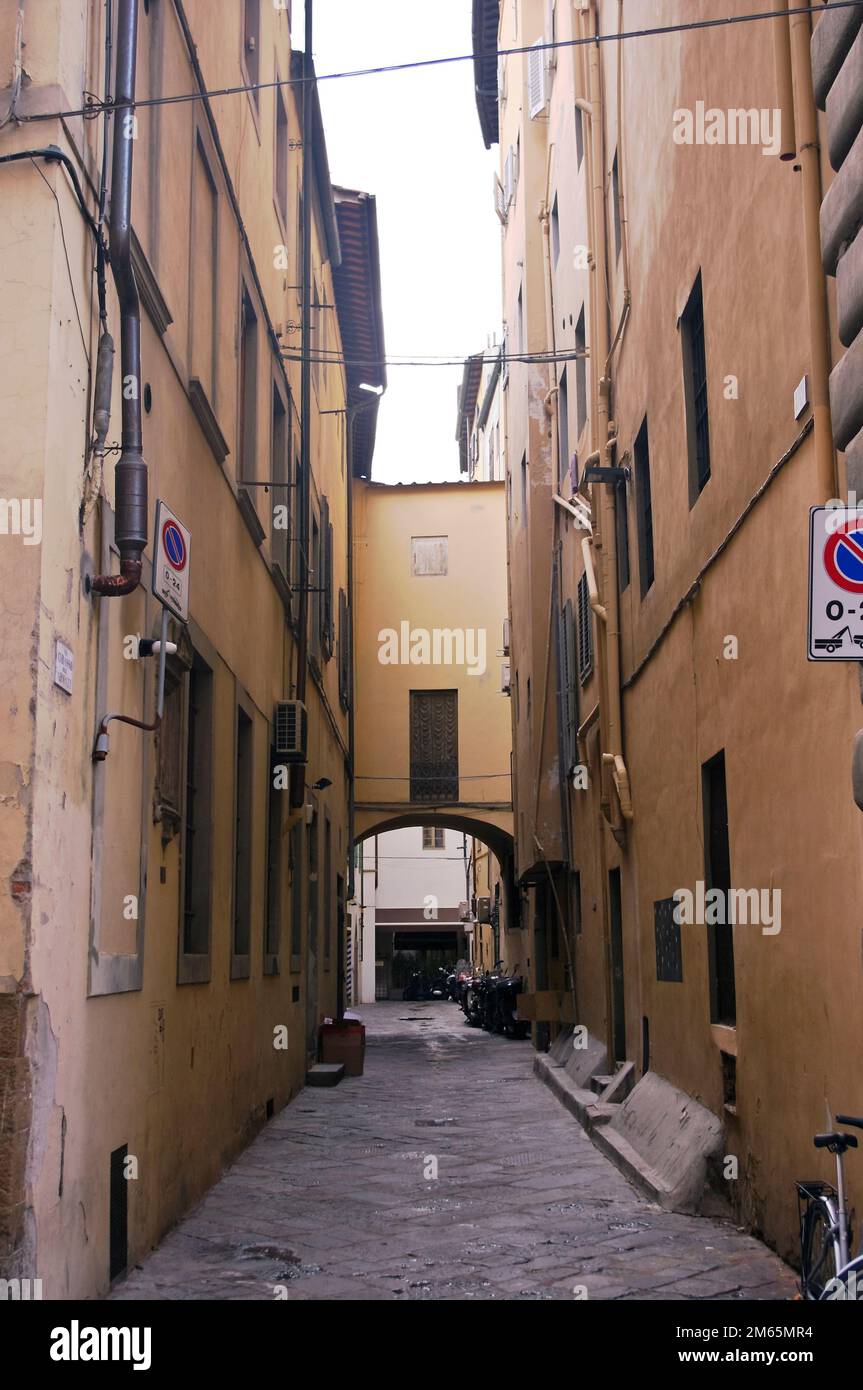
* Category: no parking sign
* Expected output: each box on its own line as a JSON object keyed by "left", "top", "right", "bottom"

{"left": 152, "top": 499, "right": 191, "bottom": 622}
{"left": 808, "top": 507, "right": 863, "bottom": 660}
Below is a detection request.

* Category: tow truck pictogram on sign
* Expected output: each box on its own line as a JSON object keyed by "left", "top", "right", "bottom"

{"left": 809, "top": 508, "right": 863, "bottom": 660}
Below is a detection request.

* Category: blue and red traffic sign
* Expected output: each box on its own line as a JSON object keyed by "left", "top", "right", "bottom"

{"left": 152, "top": 500, "right": 191, "bottom": 621}
{"left": 823, "top": 521, "right": 863, "bottom": 593}
{"left": 161, "top": 518, "right": 187, "bottom": 572}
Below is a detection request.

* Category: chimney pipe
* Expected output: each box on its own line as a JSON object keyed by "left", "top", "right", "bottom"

{"left": 91, "top": 0, "right": 148, "bottom": 597}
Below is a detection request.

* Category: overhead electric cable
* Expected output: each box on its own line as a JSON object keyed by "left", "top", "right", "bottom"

{"left": 18, "top": 3, "right": 863, "bottom": 124}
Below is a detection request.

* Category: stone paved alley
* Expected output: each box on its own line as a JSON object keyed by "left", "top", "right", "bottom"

{"left": 110, "top": 1004, "right": 797, "bottom": 1301}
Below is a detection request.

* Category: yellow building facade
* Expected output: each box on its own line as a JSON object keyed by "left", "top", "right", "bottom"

{"left": 474, "top": 0, "right": 863, "bottom": 1261}
{"left": 0, "top": 0, "right": 383, "bottom": 1297}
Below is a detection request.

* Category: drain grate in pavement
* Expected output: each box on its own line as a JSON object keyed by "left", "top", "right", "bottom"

{"left": 500, "top": 1152, "right": 542, "bottom": 1167}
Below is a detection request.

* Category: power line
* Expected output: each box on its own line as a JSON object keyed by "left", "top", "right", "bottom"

{"left": 282, "top": 350, "right": 587, "bottom": 369}
{"left": 19, "top": 3, "right": 862, "bottom": 125}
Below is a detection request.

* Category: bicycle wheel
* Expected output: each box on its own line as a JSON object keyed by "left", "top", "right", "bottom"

{"left": 801, "top": 1198, "right": 842, "bottom": 1300}
{"left": 821, "top": 1252, "right": 863, "bottom": 1300}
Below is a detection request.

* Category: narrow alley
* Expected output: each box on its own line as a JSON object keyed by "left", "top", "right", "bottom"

{"left": 110, "top": 1004, "right": 794, "bottom": 1302}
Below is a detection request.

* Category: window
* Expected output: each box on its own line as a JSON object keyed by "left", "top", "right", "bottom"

{"left": 312, "top": 280, "right": 321, "bottom": 393}
{"left": 156, "top": 666, "right": 184, "bottom": 839}
{"left": 310, "top": 512, "right": 321, "bottom": 665}
{"left": 520, "top": 453, "right": 528, "bottom": 527}
{"left": 551, "top": 194, "right": 560, "bottom": 267}
{"left": 572, "top": 870, "right": 582, "bottom": 936}
{"left": 289, "top": 820, "right": 303, "bottom": 971}
{"left": 323, "top": 816, "right": 332, "bottom": 969}
{"left": 577, "top": 571, "right": 593, "bottom": 683}
{"left": 275, "top": 82, "right": 289, "bottom": 225}
{"left": 271, "top": 382, "right": 290, "bottom": 581}
{"left": 681, "top": 270, "right": 711, "bottom": 500}
{"left": 264, "top": 751, "right": 281, "bottom": 973}
{"left": 575, "top": 104, "right": 584, "bottom": 168}
{"left": 516, "top": 285, "right": 524, "bottom": 356}
{"left": 558, "top": 368, "right": 569, "bottom": 489}
{"left": 410, "top": 690, "right": 458, "bottom": 802}
{"left": 191, "top": 136, "right": 217, "bottom": 404}
{"left": 180, "top": 655, "right": 213, "bottom": 979}
{"left": 634, "top": 418, "right": 654, "bottom": 597}
{"left": 320, "top": 496, "right": 333, "bottom": 659}
{"left": 242, "top": 0, "right": 260, "bottom": 111}
{"left": 616, "top": 476, "right": 630, "bottom": 593}
{"left": 702, "top": 750, "right": 736, "bottom": 1026}
{"left": 296, "top": 191, "right": 304, "bottom": 299}
{"left": 575, "top": 307, "right": 587, "bottom": 445}
{"left": 423, "top": 827, "right": 446, "bottom": 850}
{"left": 558, "top": 597, "right": 577, "bottom": 773}
{"left": 307, "top": 808, "right": 318, "bottom": 982}
{"left": 338, "top": 588, "right": 350, "bottom": 710}
{"left": 291, "top": 449, "right": 302, "bottom": 593}
{"left": 611, "top": 151, "right": 622, "bottom": 261}
{"left": 411, "top": 536, "right": 448, "bottom": 576}
{"left": 232, "top": 701, "right": 254, "bottom": 977}
{"left": 239, "top": 285, "right": 258, "bottom": 483}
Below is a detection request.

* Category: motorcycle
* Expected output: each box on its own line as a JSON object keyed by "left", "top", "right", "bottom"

{"left": 427, "top": 967, "right": 449, "bottom": 1000}
{"left": 402, "top": 970, "right": 426, "bottom": 1002}
{"left": 461, "top": 969, "right": 485, "bottom": 1026}
{"left": 490, "top": 969, "right": 530, "bottom": 1040}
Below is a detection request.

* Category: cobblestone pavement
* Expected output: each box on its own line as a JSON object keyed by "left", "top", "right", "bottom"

{"left": 111, "top": 1003, "right": 797, "bottom": 1301}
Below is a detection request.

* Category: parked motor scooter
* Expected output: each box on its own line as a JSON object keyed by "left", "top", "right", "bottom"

{"left": 491, "top": 969, "right": 530, "bottom": 1039}
{"left": 461, "top": 970, "right": 485, "bottom": 1026}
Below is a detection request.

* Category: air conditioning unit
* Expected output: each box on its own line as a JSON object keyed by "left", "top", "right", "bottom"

{"left": 477, "top": 897, "right": 492, "bottom": 924}
{"left": 275, "top": 700, "right": 308, "bottom": 762}
{"left": 500, "top": 661, "right": 512, "bottom": 696}
{"left": 458, "top": 901, "right": 472, "bottom": 922}
{"left": 498, "top": 618, "right": 510, "bottom": 656}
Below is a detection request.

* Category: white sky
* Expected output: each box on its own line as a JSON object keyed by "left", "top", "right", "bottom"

{"left": 306, "top": 1, "right": 501, "bottom": 484}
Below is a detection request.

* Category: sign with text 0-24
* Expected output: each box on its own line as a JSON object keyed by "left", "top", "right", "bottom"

{"left": 808, "top": 507, "right": 863, "bottom": 661}
{"left": 152, "top": 499, "right": 191, "bottom": 622}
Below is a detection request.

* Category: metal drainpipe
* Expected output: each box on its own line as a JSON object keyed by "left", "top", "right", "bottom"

{"left": 291, "top": 0, "right": 314, "bottom": 809}
{"left": 788, "top": 3, "right": 836, "bottom": 501}
{"left": 346, "top": 396, "right": 377, "bottom": 904}
{"left": 90, "top": 0, "right": 147, "bottom": 597}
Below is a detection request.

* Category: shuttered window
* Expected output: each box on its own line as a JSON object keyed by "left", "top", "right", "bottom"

{"left": 577, "top": 572, "right": 593, "bottom": 684}
{"left": 410, "top": 691, "right": 458, "bottom": 802}
{"left": 634, "top": 416, "right": 655, "bottom": 597}
{"left": 558, "top": 598, "right": 578, "bottom": 772}
{"left": 682, "top": 271, "right": 711, "bottom": 501}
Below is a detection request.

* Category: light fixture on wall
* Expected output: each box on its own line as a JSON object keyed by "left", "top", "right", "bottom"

{"left": 311, "top": 777, "right": 332, "bottom": 791}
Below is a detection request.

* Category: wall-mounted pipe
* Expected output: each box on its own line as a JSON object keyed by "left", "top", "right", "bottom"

{"left": 788, "top": 3, "right": 836, "bottom": 500}
{"left": 605, "top": 0, "right": 632, "bottom": 374}
{"left": 773, "top": 0, "right": 797, "bottom": 161}
{"left": 291, "top": 0, "right": 314, "bottom": 810}
{"left": 90, "top": 0, "right": 147, "bottom": 597}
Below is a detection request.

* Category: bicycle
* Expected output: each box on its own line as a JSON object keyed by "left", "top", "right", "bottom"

{"left": 797, "top": 1112, "right": 863, "bottom": 1299}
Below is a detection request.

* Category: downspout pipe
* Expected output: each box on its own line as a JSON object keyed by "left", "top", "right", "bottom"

{"left": 788, "top": 3, "right": 836, "bottom": 500}
{"left": 91, "top": 0, "right": 148, "bottom": 597}
{"left": 291, "top": 0, "right": 314, "bottom": 810}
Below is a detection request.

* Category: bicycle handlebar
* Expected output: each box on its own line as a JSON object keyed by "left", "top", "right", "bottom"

{"left": 836, "top": 1113, "right": 863, "bottom": 1130}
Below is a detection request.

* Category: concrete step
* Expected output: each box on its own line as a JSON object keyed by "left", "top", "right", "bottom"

{"left": 306, "top": 1063, "right": 344, "bottom": 1087}
{"left": 589, "top": 1073, "right": 615, "bottom": 1095}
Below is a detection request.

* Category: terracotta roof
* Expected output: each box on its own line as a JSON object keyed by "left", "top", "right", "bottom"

{"left": 332, "top": 188, "right": 387, "bottom": 478}
{"left": 455, "top": 353, "right": 484, "bottom": 473}
{"left": 472, "top": 0, "right": 501, "bottom": 148}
